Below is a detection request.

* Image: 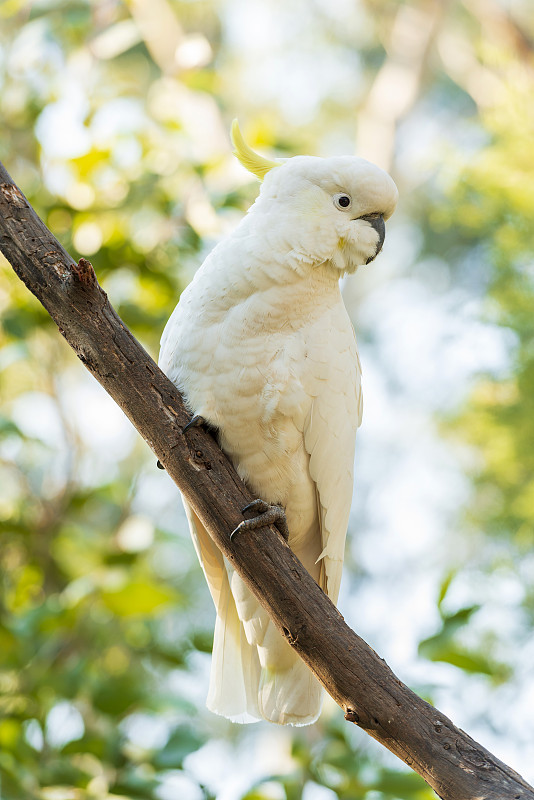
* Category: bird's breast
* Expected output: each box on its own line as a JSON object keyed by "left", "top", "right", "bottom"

{"left": 160, "top": 262, "right": 349, "bottom": 509}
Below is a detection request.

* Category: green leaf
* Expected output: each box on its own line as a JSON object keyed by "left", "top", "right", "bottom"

{"left": 372, "top": 768, "right": 435, "bottom": 799}
{"left": 437, "top": 569, "right": 456, "bottom": 610}
{"left": 418, "top": 637, "right": 496, "bottom": 676}
{"left": 92, "top": 676, "right": 144, "bottom": 716}
{"left": 151, "top": 726, "right": 203, "bottom": 769}
{"left": 100, "top": 581, "right": 179, "bottom": 617}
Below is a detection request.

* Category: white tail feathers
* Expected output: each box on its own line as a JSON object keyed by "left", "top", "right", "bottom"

{"left": 207, "top": 581, "right": 323, "bottom": 726}
{"left": 183, "top": 500, "right": 323, "bottom": 725}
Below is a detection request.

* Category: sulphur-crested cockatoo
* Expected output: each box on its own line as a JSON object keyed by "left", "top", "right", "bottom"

{"left": 159, "top": 122, "right": 397, "bottom": 726}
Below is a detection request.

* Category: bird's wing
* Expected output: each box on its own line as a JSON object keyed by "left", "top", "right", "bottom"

{"left": 301, "top": 310, "right": 362, "bottom": 603}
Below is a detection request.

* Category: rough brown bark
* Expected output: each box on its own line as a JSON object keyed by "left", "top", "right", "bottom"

{"left": 1, "top": 161, "right": 532, "bottom": 800}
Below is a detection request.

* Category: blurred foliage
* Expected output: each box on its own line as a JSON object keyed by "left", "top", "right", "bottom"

{"left": 243, "top": 716, "right": 435, "bottom": 800}
{"left": 1, "top": 0, "right": 534, "bottom": 799}
{"left": 441, "top": 74, "right": 534, "bottom": 549}
{"left": 418, "top": 573, "right": 510, "bottom": 680}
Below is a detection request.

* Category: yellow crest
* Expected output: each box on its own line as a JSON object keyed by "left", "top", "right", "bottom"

{"left": 231, "top": 120, "right": 280, "bottom": 181}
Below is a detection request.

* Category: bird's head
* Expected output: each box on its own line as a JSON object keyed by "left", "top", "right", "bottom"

{"left": 231, "top": 121, "right": 398, "bottom": 275}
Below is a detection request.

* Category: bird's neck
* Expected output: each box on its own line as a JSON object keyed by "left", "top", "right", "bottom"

{"left": 237, "top": 261, "right": 342, "bottom": 333}
{"left": 196, "top": 251, "right": 342, "bottom": 334}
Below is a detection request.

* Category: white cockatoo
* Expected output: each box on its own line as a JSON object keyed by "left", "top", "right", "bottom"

{"left": 159, "top": 122, "right": 398, "bottom": 726}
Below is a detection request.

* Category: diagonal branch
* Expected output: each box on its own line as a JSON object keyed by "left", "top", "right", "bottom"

{"left": 1, "top": 161, "right": 532, "bottom": 800}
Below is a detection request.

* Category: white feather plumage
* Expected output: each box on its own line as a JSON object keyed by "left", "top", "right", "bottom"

{"left": 159, "top": 147, "right": 397, "bottom": 725}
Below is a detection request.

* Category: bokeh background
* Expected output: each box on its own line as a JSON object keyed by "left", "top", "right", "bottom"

{"left": 1, "top": 1, "right": 533, "bottom": 798}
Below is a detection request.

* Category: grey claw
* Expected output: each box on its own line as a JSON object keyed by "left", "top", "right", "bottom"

{"left": 230, "top": 500, "right": 289, "bottom": 542}
{"left": 230, "top": 520, "right": 247, "bottom": 541}
{"left": 241, "top": 499, "right": 269, "bottom": 514}
{"left": 183, "top": 414, "right": 205, "bottom": 434}
{"left": 159, "top": 415, "right": 210, "bottom": 470}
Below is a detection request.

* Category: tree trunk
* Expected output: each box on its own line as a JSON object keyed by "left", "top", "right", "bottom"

{"left": 1, "top": 161, "right": 532, "bottom": 800}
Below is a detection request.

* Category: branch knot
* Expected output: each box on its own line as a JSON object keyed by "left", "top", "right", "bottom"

{"left": 73, "top": 257, "right": 97, "bottom": 285}
{"left": 0, "top": 182, "right": 27, "bottom": 208}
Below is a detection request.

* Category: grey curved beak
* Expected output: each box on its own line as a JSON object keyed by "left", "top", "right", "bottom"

{"left": 359, "top": 213, "right": 385, "bottom": 263}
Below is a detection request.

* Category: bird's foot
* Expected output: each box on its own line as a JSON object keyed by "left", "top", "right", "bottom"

{"left": 183, "top": 414, "right": 206, "bottom": 434}
{"left": 157, "top": 414, "right": 208, "bottom": 469}
{"left": 231, "top": 499, "right": 289, "bottom": 542}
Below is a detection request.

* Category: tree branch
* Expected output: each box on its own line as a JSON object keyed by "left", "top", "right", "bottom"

{"left": 1, "top": 161, "right": 532, "bottom": 800}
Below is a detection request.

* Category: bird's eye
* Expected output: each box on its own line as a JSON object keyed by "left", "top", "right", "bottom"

{"left": 333, "top": 193, "right": 352, "bottom": 211}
